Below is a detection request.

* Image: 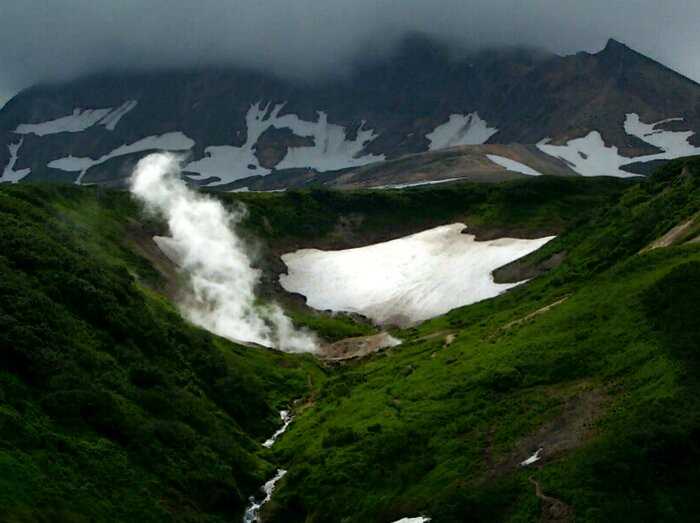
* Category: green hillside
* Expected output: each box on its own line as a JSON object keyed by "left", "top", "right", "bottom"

{"left": 1, "top": 162, "right": 698, "bottom": 522}
{"left": 265, "top": 158, "right": 700, "bottom": 522}
{"left": 0, "top": 185, "right": 323, "bottom": 522}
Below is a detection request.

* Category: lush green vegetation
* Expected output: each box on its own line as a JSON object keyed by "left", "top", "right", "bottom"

{"left": 0, "top": 185, "right": 323, "bottom": 522}
{"left": 285, "top": 309, "right": 376, "bottom": 343}
{"left": 227, "top": 175, "right": 630, "bottom": 247}
{"left": 264, "top": 158, "right": 700, "bottom": 522}
{"left": 1, "top": 161, "right": 698, "bottom": 522}
{"left": 233, "top": 175, "right": 632, "bottom": 343}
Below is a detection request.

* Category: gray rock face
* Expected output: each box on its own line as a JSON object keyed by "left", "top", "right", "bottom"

{"left": 2, "top": 35, "right": 700, "bottom": 188}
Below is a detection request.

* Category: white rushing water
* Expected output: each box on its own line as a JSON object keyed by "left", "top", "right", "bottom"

{"left": 242, "top": 410, "right": 294, "bottom": 521}
{"left": 262, "top": 410, "right": 294, "bottom": 449}
{"left": 242, "top": 468, "right": 287, "bottom": 523}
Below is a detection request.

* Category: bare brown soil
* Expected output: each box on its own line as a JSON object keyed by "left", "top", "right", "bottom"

{"left": 502, "top": 296, "right": 569, "bottom": 330}
{"left": 640, "top": 212, "right": 700, "bottom": 252}
{"left": 492, "top": 250, "right": 566, "bottom": 284}
{"left": 319, "top": 332, "right": 400, "bottom": 362}
{"left": 327, "top": 143, "right": 579, "bottom": 189}
{"left": 124, "top": 219, "right": 182, "bottom": 299}
{"left": 529, "top": 477, "right": 575, "bottom": 522}
{"left": 488, "top": 383, "right": 608, "bottom": 477}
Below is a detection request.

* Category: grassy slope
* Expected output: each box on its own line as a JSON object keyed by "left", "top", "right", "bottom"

{"left": 230, "top": 176, "right": 630, "bottom": 340}
{"left": 0, "top": 170, "right": 689, "bottom": 522}
{"left": 264, "top": 159, "right": 700, "bottom": 522}
{"left": 0, "top": 185, "right": 325, "bottom": 522}
{"left": 228, "top": 176, "right": 630, "bottom": 248}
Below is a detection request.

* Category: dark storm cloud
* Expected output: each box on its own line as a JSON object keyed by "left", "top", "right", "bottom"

{"left": 2, "top": 0, "right": 700, "bottom": 102}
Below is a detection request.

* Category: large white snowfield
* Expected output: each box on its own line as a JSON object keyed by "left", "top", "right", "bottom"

{"left": 280, "top": 223, "right": 554, "bottom": 325}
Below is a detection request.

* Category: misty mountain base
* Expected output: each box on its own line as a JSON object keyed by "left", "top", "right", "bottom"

{"left": 0, "top": 157, "right": 699, "bottom": 522}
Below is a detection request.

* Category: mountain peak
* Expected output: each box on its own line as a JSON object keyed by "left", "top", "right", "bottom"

{"left": 595, "top": 38, "right": 641, "bottom": 60}
{"left": 594, "top": 37, "right": 700, "bottom": 86}
{"left": 603, "top": 38, "right": 629, "bottom": 52}
{"left": 593, "top": 37, "right": 651, "bottom": 70}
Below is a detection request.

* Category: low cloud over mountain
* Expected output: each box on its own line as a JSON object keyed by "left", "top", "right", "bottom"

{"left": 2, "top": 0, "right": 700, "bottom": 100}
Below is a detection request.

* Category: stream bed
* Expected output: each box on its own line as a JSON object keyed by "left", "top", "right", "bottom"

{"left": 242, "top": 410, "right": 294, "bottom": 522}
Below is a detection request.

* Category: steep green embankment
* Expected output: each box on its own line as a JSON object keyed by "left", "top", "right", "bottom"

{"left": 263, "top": 159, "right": 700, "bottom": 522}
{"left": 0, "top": 185, "right": 324, "bottom": 522}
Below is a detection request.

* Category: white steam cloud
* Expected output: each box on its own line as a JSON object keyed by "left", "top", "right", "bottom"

{"left": 129, "top": 152, "right": 318, "bottom": 353}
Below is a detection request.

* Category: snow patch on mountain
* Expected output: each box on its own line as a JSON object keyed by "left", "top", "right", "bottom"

{"left": 426, "top": 113, "right": 497, "bottom": 151}
{"left": 48, "top": 156, "right": 98, "bottom": 172}
{"left": 48, "top": 132, "right": 194, "bottom": 184}
{"left": 623, "top": 113, "right": 700, "bottom": 160}
{"left": 185, "top": 102, "right": 278, "bottom": 183}
{"left": 537, "top": 132, "right": 635, "bottom": 177}
{"left": 15, "top": 108, "right": 111, "bottom": 136}
{"left": 275, "top": 115, "right": 384, "bottom": 172}
{"left": 486, "top": 154, "right": 542, "bottom": 176}
{"left": 185, "top": 101, "right": 383, "bottom": 185}
{"left": 280, "top": 223, "right": 554, "bottom": 326}
{"left": 372, "top": 177, "right": 464, "bottom": 189}
{"left": 106, "top": 133, "right": 194, "bottom": 162}
{"left": 15, "top": 101, "right": 138, "bottom": 136}
{"left": 537, "top": 114, "right": 700, "bottom": 177}
{"left": 1, "top": 139, "right": 31, "bottom": 183}
{"left": 99, "top": 100, "right": 139, "bottom": 131}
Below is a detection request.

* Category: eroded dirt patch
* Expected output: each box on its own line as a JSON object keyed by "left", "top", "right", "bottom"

{"left": 492, "top": 250, "right": 566, "bottom": 284}
{"left": 490, "top": 384, "right": 608, "bottom": 476}
{"left": 502, "top": 296, "right": 569, "bottom": 330}
{"left": 529, "top": 477, "right": 574, "bottom": 522}
{"left": 640, "top": 211, "right": 700, "bottom": 253}
{"left": 124, "top": 219, "right": 181, "bottom": 299}
{"left": 319, "top": 332, "right": 401, "bottom": 362}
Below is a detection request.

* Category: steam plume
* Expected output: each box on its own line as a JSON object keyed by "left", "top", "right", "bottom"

{"left": 129, "top": 153, "right": 318, "bottom": 353}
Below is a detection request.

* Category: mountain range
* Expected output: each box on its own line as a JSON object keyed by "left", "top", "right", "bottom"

{"left": 3, "top": 35, "right": 700, "bottom": 189}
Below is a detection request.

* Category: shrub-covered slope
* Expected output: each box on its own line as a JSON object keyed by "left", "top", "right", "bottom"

{"left": 0, "top": 185, "right": 323, "bottom": 522}
{"left": 265, "top": 158, "right": 700, "bottom": 522}
{"left": 228, "top": 175, "right": 630, "bottom": 250}
{"left": 0, "top": 166, "right": 693, "bottom": 522}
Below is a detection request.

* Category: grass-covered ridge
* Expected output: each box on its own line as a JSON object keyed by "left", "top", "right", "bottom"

{"left": 263, "top": 158, "right": 700, "bottom": 522}
{"left": 227, "top": 175, "right": 630, "bottom": 249}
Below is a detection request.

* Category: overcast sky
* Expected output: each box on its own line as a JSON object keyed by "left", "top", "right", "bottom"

{"left": 2, "top": 1, "right": 700, "bottom": 106}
